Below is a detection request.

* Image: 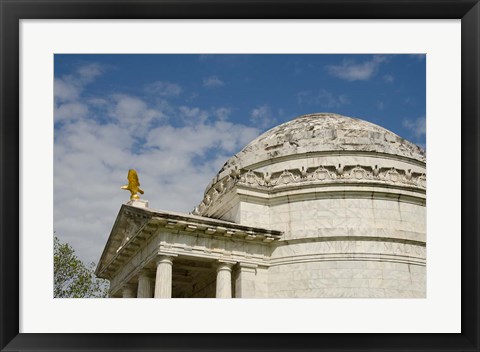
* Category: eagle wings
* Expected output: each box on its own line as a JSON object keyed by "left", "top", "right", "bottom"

{"left": 121, "top": 169, "right": 144, "bottom": 200}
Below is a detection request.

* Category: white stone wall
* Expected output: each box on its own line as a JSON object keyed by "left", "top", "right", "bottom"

{"left": 223, "top": 196, "right": 425, "bottom": 243}
{"left": 234, "top": 265, "right": 269, "bottom": 298}
{"left": 266, "top": 196, "right": 425, "bottom": 298}
{"left": 210, "top": 190, "right": 426, "bottom": 298}
{"left": 267, "top": 198, "right": 425, "bottom": 241}
{"left": 267, "top": 260, "right": 425, "bottom": 298}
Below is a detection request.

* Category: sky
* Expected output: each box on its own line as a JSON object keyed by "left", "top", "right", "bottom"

{"left": 54, "top": 54, "right": 426, "bottom": 266}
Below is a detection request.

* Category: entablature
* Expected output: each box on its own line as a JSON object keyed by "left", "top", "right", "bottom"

{"left": 96, "top": 204, "right": 283, "bottom": 280}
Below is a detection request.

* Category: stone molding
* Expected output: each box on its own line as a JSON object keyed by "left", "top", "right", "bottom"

{"left": 195, "top": 164, "right": 426, "bottom": 215}
{"left": 270, "top": 237, "right": 426, "bottom": 267}
{"left": 269, "top": 252, "right": 426, "bottom": 267}
{"left": 236, "top": 262, "right": 258, "bottom": 274}
{"left": 153, "top": 215, "right": 281, "bottom": 243}
{"left": 158, "top": 242, "right": 269, "bottom": 264}
{"left": 95, "top": 206, "right": 152, "bottom": 276}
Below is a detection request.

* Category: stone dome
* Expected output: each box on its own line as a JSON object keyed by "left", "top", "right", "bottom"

{"left": 222, "top": 112, "right": 424, "bottom": 173}
{"left": 205, "top": 113, "right": 425, "bottom": 193}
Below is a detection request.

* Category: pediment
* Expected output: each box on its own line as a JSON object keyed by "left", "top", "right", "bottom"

{"left": 95, "top": 204, "right": 151, "bottom": 275}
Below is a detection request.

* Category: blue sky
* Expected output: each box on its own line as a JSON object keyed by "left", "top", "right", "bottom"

{"left": 54, "top": 54, "right": 426, "bottom": 265}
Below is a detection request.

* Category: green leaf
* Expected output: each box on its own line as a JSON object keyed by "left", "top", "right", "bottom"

{"left": 54, "top": 235, "right": 110, "bottom": 298}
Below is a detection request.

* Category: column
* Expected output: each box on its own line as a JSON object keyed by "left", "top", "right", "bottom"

{"left": 122, "top": 284, "right": 136, "bottom": 298}
{"left": 154, "top": 255, "right": 174, "bottom": 298}
{"left": 216, "top": 262, "right": 234, "bottom": 298}
{"left": 235, "top": 263, "right": 258, "bottom": 298}
{"left": 137, "top": 270, "right": 154, "bottom": 298}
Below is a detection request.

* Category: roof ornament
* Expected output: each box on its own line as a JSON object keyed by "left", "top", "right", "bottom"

{"left": 230, "top": 166, "right": 241, "bottom": 179}
{"left": 191, "top": 206, "right": 200, "bottom": 216}
{"left": 121, "top": 169, "right": 145, "bottom": 200}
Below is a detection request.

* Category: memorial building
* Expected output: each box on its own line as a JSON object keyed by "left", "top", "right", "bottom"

{"left": 95, "top": 113, "right": 426, "bottom": 298}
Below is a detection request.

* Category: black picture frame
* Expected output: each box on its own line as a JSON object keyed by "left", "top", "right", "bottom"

{"left": 1, "top": 1, "right": 479, "bottom": 351}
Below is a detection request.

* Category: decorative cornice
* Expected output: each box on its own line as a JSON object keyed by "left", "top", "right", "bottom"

{"left": 195, "top": 164, "right": 426, "bottom": 215}
{"left": 206, "top": 150, "right": 426, "bottom": 191}
{"left": 95, "top": 205, "right": 151, "bottom": 276}
{"left": 152, "top": 215, "right": 281, "bottom": 243}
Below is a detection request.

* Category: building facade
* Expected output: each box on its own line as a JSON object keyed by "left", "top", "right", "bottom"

{"left": 96, "top": 113, "right": 426, "bottom": 298}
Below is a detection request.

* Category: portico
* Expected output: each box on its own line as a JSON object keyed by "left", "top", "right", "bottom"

{"left": 95, "top": 200, "right": 281, "bottom": 298}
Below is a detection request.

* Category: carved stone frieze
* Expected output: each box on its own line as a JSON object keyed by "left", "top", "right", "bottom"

{"left": 196, "top": 164, "right": 426, "bottom": 215}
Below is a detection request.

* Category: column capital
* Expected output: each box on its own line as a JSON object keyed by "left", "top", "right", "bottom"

{"left": 216, "top": 260, "right": 236, "bottom": 272}
{"left": 155, "top": 253, "right": 177, "bottom": 266}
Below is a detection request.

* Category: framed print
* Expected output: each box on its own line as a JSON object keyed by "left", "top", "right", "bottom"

{"left": 1, "top": 0, "right": 479, "bottom": 351}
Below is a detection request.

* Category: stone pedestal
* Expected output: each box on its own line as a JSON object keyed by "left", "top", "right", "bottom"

{"left": 127, "top": 199, "right": 149, "bottom": 208}
{"left": 137, "top": 270, "right": 154, "bottom": 298}
{"left": 154, "top": 255, "right": 174, "bottom": 298}
{"left": 122, "top": 284, "right": 136, "bottom": 298}
{"left": 216, "top": 262, "right": 234, "bottom": 298}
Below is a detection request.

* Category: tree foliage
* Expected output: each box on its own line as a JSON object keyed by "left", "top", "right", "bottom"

{"left": 54, "top": 236, "right": 109, "bottom": 298}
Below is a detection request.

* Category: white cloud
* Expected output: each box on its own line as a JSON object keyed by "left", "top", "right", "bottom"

{"left": 147, "top": 118, "right": 258, "bottom": 156}
{"left": 76, "top": 63, "right": 103, "bottom": 83}
{"left": 214, "top": 107, "right": 232, "bottom": 120}
{"left": 178, "top": 106, "right": 209, "bottom": 124}
{"left": 54, "top": 68, "right": 260, "bottom": 265}
{"left": 203, "top": 75, "right": 224, "bottom": 87}
{"left": 376, "top": 101, "right": 385, "bottom": 111}
{"left": 55, "top": 113, "right": 260, "bottom": 264}
{"left": 54, "top": 63, "right": 104, "bottom": 104}
{"left": 403, "top": 116, "right": 426, "bottom": 140}
{"left": 297, "top": 90, "right": 350, "bottom": 108}
{"left": 383, "top": 74, "right": 395, "bottom": 83}
{"left": 108, "top": 94, "right": 167, "bottom": 135}
{"left": 54, "top": 78, "right": 80, "bottom": 103}
{"left": 54, "top": 63, "right": 107, "bottom": 126}
{"left": 326, "top": 55, "right": 387, "bottom": 81}
{"left": 145, "top": 81, "right": 182, "bottom": 97}
{"left": 250, "top": 105, "right": 276, "bottom": 129}
{"left": 88, "top": 97, "right": 109, "bottom": 106}
{"left": 54, "top": 102, "right": 89, "bottom": 122}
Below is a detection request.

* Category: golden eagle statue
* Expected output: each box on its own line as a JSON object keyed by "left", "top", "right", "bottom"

{"left": 121, "top": 169, "right": 145, "bottom": 200}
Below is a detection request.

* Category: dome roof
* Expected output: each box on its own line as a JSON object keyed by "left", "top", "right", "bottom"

{"left": 216, "top": 113, "right": 425, "bottom": 178}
